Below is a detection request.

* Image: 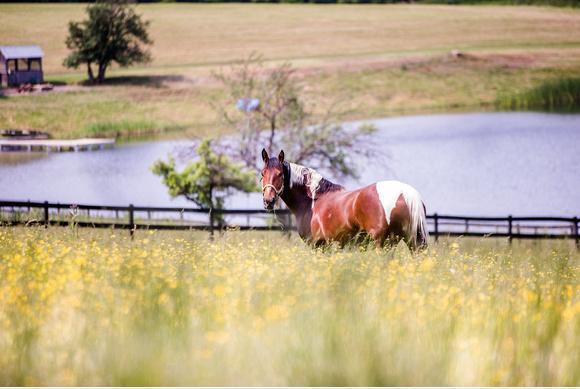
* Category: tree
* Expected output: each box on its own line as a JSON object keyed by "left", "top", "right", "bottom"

{"left": 152, "top": 139, "right": 258, "bottom": 228}
{"left": 212, "top": 54, "right": 378, "bottom": 179}
{"left": 63, "top": 0, "right": 152, "bottom": 84}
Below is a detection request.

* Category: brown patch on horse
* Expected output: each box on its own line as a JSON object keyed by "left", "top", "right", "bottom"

{"left": 352, "top": 184, "right": 389, "bottom": 246}
{"left": 387, "top": 194, "right": 411, "bottom": 244}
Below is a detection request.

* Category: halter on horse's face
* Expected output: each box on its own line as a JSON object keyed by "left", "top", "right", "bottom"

{"left": 261, "top": 149, "right": 286, "bottom": 210}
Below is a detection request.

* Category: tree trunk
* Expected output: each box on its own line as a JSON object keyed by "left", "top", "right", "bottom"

{"left": 268, "top": 116, "right": 276, "bottom": 152}
{"left": 96, "top": 62, "right": 107, "bottom": 84}
{"left": 87, "top": 62, "right": 95, "bottom": 84}
{"left": 208, "top": 185, "right": 214, "bottom": 240}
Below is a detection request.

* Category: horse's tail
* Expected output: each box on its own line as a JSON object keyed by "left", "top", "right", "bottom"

{"left": 405, "top": 190, "right": 429, "bottom": 249}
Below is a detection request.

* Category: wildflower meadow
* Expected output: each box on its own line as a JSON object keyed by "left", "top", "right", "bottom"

{"left": 0, "top": 227, "right": 578, "bottom": 386}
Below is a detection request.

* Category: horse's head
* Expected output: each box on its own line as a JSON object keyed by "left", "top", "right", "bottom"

{"left": 261, "top": 148, "right": 285, "bottom": 210}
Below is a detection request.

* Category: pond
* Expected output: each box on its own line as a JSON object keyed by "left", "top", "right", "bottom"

{"left": 1, "top": 112, "right": 579, "bottom": 216}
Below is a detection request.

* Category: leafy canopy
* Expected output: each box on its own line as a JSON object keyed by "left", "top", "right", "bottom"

{"left": 152, "top": 139, "right": 258, "bottom": 211}
{"left": 63, "top": 0, "right": 152, "bottom": 84}
{"left": 213, "top": 54, "right": 378, "bottom": 179}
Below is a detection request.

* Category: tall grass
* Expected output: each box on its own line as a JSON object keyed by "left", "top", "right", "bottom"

{"left": 498, "top": 77, "right": 580, "bottom": 111}
{"left": 0, "top": 227, "right": 578, "bottom": 386}
{"left": 83, "top": 120, "right": 183, "bottom": 138}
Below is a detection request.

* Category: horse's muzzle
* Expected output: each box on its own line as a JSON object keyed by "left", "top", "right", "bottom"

{"left": 263, "top": 198, "right": 276, "bottom": 210}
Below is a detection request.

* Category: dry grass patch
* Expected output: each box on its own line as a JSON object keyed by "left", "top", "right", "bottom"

{"left": 1, "top": 4, "right": 580, "bottom": 75}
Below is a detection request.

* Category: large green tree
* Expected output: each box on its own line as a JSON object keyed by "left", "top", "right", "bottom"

{"left": 63, "top": 0, "right": 152, "bottom": 84}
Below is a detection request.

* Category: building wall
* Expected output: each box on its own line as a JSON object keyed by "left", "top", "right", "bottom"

{"left": 0, "top": 55, "right": 44, "bottom": 87}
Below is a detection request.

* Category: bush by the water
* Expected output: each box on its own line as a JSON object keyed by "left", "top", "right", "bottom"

{"left": 0, "top": 227, "right": 578, "bottom": 385}
{"left": 83, "top": 120, "right": 180, "bottom": 138}
{"left": 498, "top": 77, "right": 580, "bottom": 111}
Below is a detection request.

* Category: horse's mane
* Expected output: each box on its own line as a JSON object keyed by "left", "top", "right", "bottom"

{"left": 286, "top": 162, "right": 344, "bottom": 200}
{"left": 316, "top": 177, "right": 345, "bottom": 195}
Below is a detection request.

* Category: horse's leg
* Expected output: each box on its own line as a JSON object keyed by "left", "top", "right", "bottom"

{"left": 367, "top": 228, "right": 386, "bottom": 249}
{"left": 414, "top": 230, "right": 428, "bottom": 251}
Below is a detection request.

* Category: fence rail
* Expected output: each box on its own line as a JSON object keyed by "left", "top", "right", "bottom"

{"left": 0, "top": 200, "right": 578, "bottom": 245}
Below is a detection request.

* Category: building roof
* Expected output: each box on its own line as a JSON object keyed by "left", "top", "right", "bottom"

{"left": 0, "top": 45, "right": 44, "bottom": 60}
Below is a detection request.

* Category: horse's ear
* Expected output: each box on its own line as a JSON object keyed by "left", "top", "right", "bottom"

{"left": 278, "top": 150, "right": 285, "bottom": 164}
{"left": 261, "top": 148, "right": 269, "bottom": 164}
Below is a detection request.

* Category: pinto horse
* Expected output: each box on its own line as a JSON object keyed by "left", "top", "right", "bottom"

{"left": 261, "top": 149, "right": 429, "bottom": 249}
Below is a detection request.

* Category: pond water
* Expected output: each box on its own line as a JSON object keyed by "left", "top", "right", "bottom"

{"left": 1, "top": 112, "right": 579, "bottom": 216}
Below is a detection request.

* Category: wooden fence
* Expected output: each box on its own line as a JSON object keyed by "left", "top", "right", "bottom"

{"left": 0, "top": 200, "right": 578, "bottom": 245}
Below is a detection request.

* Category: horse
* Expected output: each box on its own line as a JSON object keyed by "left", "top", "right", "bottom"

{"left": 260, "top": 149, "right": 429, "bottom": 250}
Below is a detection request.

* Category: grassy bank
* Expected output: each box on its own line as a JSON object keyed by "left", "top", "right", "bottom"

{"left": 0, "top": 227, "right": 578, "bottom": 386}
{"left": 1, "top": 4, "right": 580, "bottom": 138}
{"left": 497, "top": 76, "right": 580, "bottom": 110}
{"left": 3, "top": 51, "right": 580, "bottom": 139}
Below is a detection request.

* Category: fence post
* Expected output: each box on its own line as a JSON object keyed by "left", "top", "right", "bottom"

{"left": 433, "top": 213, "right": 439, "bottom": 242}
{"left": 573, "top": 217, "right": 579, "bottom": 249}
{"left": 129, "top": 204, "right": 134, "bottom": 239}
{"left": 43, "top": 201, "right": 49, "bottom": 228}
{"left": 209, "top": 209, "right": 214, "bottom": 240}
{"left": 508, "top": 215, "right": 513, "bottom": 244}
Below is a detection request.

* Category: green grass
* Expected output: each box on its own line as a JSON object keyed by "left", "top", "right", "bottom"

{"left": 0, "top": 227, "right": 578, "bottom": 386}
{"left": 1, "top": 4, "right": 580, "bottom": 138}
{"left": 498, "top": 76, "right": 580, "bottom": 111}
{"left": 3, "top": 52, "right": 580, "bottom": 139}
{"left": 83, "top": 119, "right": 185, "bottom": 138}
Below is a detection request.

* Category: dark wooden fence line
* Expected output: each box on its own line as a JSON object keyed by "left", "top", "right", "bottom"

{"left": 0, "top": 200, "right": 578, "bottom": 245}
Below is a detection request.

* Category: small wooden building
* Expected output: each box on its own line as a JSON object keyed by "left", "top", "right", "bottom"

{"left": 0, "top": 45, "right": 44, "bottom": 88}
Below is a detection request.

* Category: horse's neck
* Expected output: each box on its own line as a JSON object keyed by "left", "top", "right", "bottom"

{"left": 282, "top": 185, "right": 311, "bottom": 215}
{"left": 281, "top": 186, "right": 313, "bottom": 236}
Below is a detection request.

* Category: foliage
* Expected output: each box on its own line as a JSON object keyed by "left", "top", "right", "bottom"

{"left": 213, "top": 54, "right": 377, "bottom": 179}
{"left": 152, "top": 138, "right": 258, "bottom": 217}
{"left": 83, "top": 120, "right": 182, "bottom": 138}
{"left": 0, "top": 227, "right": 578, "bottom": 385}
{"left": 63, "top": 0, "right": 152, "bottom": 84}
{"left": 497, "top": 76, "right": 580, "bottom": 111}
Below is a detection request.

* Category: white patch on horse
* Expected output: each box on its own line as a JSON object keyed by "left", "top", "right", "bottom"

{"left": 376, "top": 181, "right": 412, "bottom": 224}
{"left": 288, "top": 162, "right": 323, "bottom": 205}
{"left": 307, "top": 170, "right": 322, "bottom": 201}
{"left": 288, "top": 162, "right": 307, "bottom": 188}
{"left": 375, "top": 180, "right": 429, "bottom": 246}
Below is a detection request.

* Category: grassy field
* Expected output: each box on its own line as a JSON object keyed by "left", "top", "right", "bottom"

{"left": 0, "top": 227, "right": 578, "bottom": 386}
{"left": 1, "top": 4, "right": 580, "bottom": 138}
